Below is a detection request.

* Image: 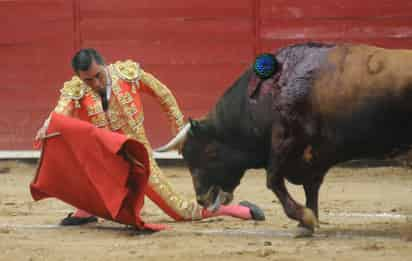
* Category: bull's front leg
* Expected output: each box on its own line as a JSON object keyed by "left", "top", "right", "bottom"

{"left": 267, "top": 124, "right": 318, "bottom": 234}
{"left": 267, "top": 171, "right": 318, "bottom": 233}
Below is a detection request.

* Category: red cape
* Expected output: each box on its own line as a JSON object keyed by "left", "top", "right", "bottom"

{"left": 30, "top": 113, "right": 165, "bottom": 230}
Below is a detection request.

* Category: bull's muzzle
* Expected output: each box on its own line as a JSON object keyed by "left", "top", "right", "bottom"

{"left": 196, "top": 186, "right": 234, "bottom": 212}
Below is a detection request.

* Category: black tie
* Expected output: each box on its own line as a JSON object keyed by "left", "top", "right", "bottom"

{"left": 100, "top": 91, "right": 108, "bottom": 111}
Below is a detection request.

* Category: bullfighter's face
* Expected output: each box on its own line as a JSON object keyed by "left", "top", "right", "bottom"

{"left": 77, "top": 60, "right": 107, "bottom": 93}
{"left": 182, "top": 120, "right": 245, "bottom": 211}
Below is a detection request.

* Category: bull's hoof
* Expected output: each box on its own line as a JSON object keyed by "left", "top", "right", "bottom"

{"left": 293, "top": 226, "right": 314, "bottom": 238}
{"left": 301, "top": 208, "right": 318, "bottom": 231}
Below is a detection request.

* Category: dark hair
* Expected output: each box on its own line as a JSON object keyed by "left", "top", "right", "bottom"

{"left": 71, "top": 48, "right": 105, "bottom": 73}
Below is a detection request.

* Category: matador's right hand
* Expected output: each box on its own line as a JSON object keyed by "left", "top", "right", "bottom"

{"left": 35, "top": 125, "right": 48, "bottom": 141}
{"left": 35, "top": 117, "right": 53, "bottom": 141}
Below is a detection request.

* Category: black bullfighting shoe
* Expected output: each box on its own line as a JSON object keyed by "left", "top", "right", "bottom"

{"left": 60, "top": 212, "right": 98, "bottom": 226}
{"left": 239, "top": 201, "right": 266, "bottom": 221}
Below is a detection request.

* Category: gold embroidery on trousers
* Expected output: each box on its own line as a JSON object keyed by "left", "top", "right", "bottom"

{"left": 106, "top": 71, "right": 201, "bottom": 219}
{"left": 148, "top": 157, "right": 202, "bottom": 220}
{"left": 126, "top": 126, "right": 202, "bottom": 219}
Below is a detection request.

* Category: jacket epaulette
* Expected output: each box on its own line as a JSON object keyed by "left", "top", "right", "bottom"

{"left": 113, "top": 60, "right": 141, "bottom": 82}
{"left": 60, "top": 76, "right": 85, "bottom": 100}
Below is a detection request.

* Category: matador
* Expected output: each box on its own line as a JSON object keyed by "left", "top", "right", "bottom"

{"left": 35, "top": 49, "right": 264, "bottom": 226}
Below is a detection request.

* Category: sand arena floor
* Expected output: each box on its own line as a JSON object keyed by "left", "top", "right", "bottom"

{"left": 0, "top": 160, "right": 411, "bottom": 261}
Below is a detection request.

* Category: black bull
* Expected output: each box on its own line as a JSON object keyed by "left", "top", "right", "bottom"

{"left": 156, "top": 42, "right": 412, "bottom": 232}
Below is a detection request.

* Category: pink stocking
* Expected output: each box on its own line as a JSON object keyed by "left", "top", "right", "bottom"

{"left": 202, "top": 204, "right": 252, "bottom": 220}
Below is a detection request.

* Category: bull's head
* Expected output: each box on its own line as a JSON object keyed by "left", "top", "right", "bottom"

{"left": 155, "top": 119, "right": 247, "bottom": 211}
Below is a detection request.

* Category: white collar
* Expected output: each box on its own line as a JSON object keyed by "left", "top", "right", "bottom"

{"left": 104, "top": 66, "right": 112, "bottom": 101}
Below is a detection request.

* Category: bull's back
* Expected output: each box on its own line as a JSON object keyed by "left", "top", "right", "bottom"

{"left": 312, "top": 44, "right": 412, "bottom": 158}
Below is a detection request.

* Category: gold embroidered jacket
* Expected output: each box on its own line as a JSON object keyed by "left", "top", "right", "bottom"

{"left": 53, "top": 60, "right": 184, "bottom": 136}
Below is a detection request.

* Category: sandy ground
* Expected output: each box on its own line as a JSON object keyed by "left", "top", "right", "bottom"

{"left": 0, "top": 160, "right": 411, "bottom": 261}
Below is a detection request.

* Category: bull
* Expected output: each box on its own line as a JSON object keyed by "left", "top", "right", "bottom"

{"left": 156, "top": 42, "right": 412, "bottom": 234}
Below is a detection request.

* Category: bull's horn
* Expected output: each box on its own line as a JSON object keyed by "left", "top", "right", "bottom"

{"left": 154, "top": 123, "right": 190, "bottom": 152}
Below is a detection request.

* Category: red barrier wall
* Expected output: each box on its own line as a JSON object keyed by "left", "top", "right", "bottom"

{"left": 1, "top": 0, "right": 412, "bottom": 150}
